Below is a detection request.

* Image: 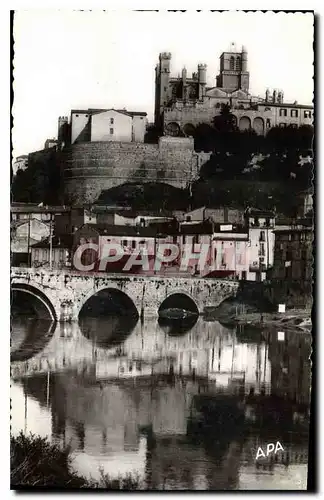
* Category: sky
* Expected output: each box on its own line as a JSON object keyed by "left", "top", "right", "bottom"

{"left": 12, "top": 10, "right": 314, "bottom": 158}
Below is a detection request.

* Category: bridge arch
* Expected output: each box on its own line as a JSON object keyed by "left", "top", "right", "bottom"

{"left": 11, "top": 283, "right": 57, "bottom": 322}
{"left": 158, "top": 291, "right": 199, "bottom": 315}
{"left": 78, "top": 284, "right": 139, "bottom": 319}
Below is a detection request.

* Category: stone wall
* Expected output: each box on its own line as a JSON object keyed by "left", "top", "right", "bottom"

{"left": 61, "top": 138, "right": 211, "bottom": 204}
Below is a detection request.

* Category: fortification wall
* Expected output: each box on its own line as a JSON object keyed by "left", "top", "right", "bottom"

{"left": 62, "top": 138, "right": 210, "bottom": 204}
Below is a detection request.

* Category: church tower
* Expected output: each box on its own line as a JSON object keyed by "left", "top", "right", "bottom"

{"left": 216, "top": 44, "right": 249, "bottom": 92}
{"left": 154, "top": 52, "right": 171, "bottom": 129}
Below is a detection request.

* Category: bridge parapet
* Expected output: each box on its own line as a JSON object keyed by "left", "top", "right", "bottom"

{"left": 11, "top": 268, "right": 239, "bottom": 322}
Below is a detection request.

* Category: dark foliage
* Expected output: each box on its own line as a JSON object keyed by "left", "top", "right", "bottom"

{"left": 11, "top": 148, "right": 61, "bottom": 204}
{"left": 11, "top": 432, "right": 143, "bottom": 489}
{"left": 95, "top": 182, "right": 190, "bottom": 212}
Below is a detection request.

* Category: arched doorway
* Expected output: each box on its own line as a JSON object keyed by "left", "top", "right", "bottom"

{"left": 253, "top": 117, "right": 265, "bottom": 135}
{"left": 183, "top": 123, "right": 196, "bottom": 137}
{"left": 165, "top": 122, "right": 180, "bottom": 137}
{"left": 239, "top": 116, "right": 251, "bottom": 131}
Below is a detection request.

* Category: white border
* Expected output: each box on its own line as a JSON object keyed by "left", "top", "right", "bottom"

{"left": 4, "top": 2, "right": 322, "bottom": 497}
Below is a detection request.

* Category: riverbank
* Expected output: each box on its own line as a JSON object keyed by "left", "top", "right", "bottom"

{"left": 11, "top": 432, "right": 143, "bottom": 489}
{"left": 211, "top": 309, "right": 312, "bottom": 333}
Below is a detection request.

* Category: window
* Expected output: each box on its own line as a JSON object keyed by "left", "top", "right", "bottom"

{"left": 235, "top": 57, "right": 241, "bottom": 70}
{"left": 266, "top": 118, "right": 271, "bottom": 128}
{"left": 260, "top": 243, "right": 265, "bottom": 256}
{"left": 288, "top": 234, "right": 292, "bottom": 241}
{"left": 164, "top": 86, "right": 167, "bottom": 92}
{"left": 110, "top": 128, "right": 114, "bottom": 135}
{"left": 291, "top": 109, "right": 298, "bottom": 118}
{"left": 110, "top": 118, "right": 114, "bottom": 124}
{"left": 279, "top": 109, "right": 287, "bottom": 117}
{"left": 242, "top": 271, "right": 247, "bottom": 280}
{"left": 34, "top": 249, "right": 39, "bottom": 260}
{"left": 260, "top": 231, "right": 265, "bottom": 241}
{"left": 304, "top": 110, "right": 311, "bottom": 118}
{"left": 230, "top": 56, "right": 235, "bottom": 70}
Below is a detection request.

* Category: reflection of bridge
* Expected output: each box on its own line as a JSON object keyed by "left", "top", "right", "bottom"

{"left": 11, "top": 317, "right": 270, "bottom": 398}
{"left": 11, "top": 268, "right": 239, "bottom": 322}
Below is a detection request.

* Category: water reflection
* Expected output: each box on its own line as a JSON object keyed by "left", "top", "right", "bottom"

{"left": 11, "top": 318, "right": 56, "bottom": 362}
{"left": 79, "top": 315, "right": 138, "bottom": 348}
{"left": 10, "top": 314, "right": 311, "bottom": 490}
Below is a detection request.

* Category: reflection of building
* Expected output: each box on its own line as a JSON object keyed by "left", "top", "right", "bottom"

{"left": 209, "top": 340, "right": 271, "bottom": 394}
{"left": 154, "top": 47, "right": 313, "bottom": 136}
{"left": 268, "top": 331, "right": 311, "bottom": 406}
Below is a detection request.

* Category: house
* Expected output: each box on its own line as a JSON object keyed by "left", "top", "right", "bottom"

{"left": 11, "top": 203, "right": 69, "bottom": 223}
{"left": 30, "top": 235, "right": 72, "bottom": 269}
{"left": 245, "top": 209, "right": 276, "bottom": 282}
{"left": 267, "top": 220, "right": 313, "bottom": 308}
{"left": 175, "top": 206, "right": 245, "bottom": 225}
{"left": 204, "top": 223, "right": 250, "bottom": 279}
{"left": 11, "top": 218, "right": 51, "bottom": 267}
{"left": 70, "top": 108, "right": 148, "bottom": 144}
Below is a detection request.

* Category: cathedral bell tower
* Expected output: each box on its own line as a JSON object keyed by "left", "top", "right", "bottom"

{"left": 216, "top": 44, "right": 249, "bottom": 92}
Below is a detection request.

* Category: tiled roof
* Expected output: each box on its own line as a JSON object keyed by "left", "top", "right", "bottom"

{"left": 31, "top": 235, "right": 73, "bottom": 248}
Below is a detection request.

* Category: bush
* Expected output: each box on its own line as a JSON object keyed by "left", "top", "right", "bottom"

{"left": 11, "top": 432, "right": 143, "bottom": 489}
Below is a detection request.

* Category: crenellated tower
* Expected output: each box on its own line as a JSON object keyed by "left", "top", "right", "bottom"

{"left": 154, "top": 52, "right": 171, "bottom": 128}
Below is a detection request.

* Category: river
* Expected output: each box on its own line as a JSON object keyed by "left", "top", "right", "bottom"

{"left": 10, "top": 314, "right": 311, "bottom": 490}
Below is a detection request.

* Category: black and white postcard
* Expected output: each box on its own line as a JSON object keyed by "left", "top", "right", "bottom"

{"left": 10, "top": 9, "right": 315, "bottom": 491}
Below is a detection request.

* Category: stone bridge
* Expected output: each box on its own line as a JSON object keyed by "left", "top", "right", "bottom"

{"left": 11, "top": 267, "right": 239, "bottom": 322}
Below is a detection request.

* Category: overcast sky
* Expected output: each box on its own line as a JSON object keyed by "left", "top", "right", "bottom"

{"left": 12, "top": 10, "right": 314, "bottom": 158}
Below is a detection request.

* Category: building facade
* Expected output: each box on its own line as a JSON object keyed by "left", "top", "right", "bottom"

{"left": 69, "top": 108, "right": 147, "bottom": 144}
{"left": 154, "top": 47, "right": 313, "bottom": 137}
{"left": 268, "top": 223, "right": 313, "bottom": 308}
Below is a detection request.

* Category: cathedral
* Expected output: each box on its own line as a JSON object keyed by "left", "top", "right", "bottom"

{"left": 154, "top": 45, "right": 313, "bottom": 137}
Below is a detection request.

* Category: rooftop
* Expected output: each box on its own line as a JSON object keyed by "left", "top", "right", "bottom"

{"left": 71, "top": 108, "right": 147, "bottom": 118}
